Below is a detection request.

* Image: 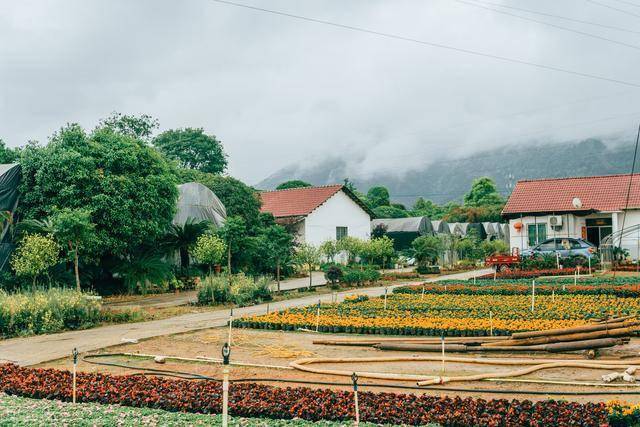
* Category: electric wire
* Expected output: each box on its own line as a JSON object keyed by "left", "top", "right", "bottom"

{"left": 80, "top": 353, "right": 640, "bottom": 396}
{"left": 463, "top": 0, "right": 640, "bottom": 35}
{"left": 617, "top": 122, "right": 640, "bottom": 248}
{"left": 586, "top": 0, "right": 640, "bottom": 19}
{"left": 208, "top": 0, "right": 640, "bottom": 88}
{"left": 610, "top": 0, "right": 640, "bottom": 8}
{"left": 456, "top": 0, "right": 640, "bottom": 51}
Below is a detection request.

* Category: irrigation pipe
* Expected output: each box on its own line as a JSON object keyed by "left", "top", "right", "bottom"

{"left": 289, "top": 354, "right": 640, "bottom": 387}
{"left": 77, "top": 352, "right": 640, "bottom": 395}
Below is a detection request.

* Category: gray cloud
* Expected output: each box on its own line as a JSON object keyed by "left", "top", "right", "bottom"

{"left": 1, "top": 0, "right": 639, "bottom": 183}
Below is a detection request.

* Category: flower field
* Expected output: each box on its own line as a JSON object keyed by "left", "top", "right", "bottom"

{"left": 0, "top": 364, "right": 611, "bottom": 426}
{"left": 478, "top": 268, "right": 579, "bottom": 279}
{"left": 235, "top": 287, "right": 640, "bottom": 336}
{"left": 394, "top": 282, "right": 640, "bottom": 297}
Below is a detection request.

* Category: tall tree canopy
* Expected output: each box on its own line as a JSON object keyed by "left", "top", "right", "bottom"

{"left": 0, "top": 139, "right": 19, "bottom": 163}
{"left": 463, "top": 177, "right": 504, "bottom": 207}
{"left": 276, "top": 180, "right": 312, "bottom": 190}
{"left": 98, "top": 112, "right": 159, "bottom": 142}
{"left": 367, "top": 186, "right": 391, "bottom": 208}
{"left": 154, "top": 128, "right": 227, "bottom": 174}
{"left": 19, "top": 122, "right": 178, "bottom": 259}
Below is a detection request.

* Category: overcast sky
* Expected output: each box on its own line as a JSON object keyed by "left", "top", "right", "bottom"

{"left": 1, "top": 0, "right": 640, "bottom": 184}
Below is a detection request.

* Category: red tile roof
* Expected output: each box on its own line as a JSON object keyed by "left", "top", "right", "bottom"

{"left": 259, "top": 185, "right": 344, "bottom": 218}
{"left": 503, "top": 173, "right": 640, "bottom": 216}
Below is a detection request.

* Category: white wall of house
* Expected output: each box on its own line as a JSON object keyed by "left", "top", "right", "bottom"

{"left": 304, "top": 190, "right": 371, "bottom": 246}
{"left": 508, "top": 211, "right": 640, "bottom": 259}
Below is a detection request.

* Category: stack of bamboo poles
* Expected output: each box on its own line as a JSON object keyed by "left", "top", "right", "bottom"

{"left": 313, "top": 317, "right": 639, "bottom": 354}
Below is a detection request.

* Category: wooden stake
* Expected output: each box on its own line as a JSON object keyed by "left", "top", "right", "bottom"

{"left": 316, "top": 300, "right": 321, "bottom": 333}
{"left": 531, "top": 280, "right": 536, "bottom": 312}
{"left": 441, "top": 336, "right": 446, "bottom": 373}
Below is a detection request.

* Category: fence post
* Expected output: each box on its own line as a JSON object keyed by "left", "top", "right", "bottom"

{"left": 72, "top": 347, "right": 78, "bottom": 404}
{"left": 384, "top": 287, "right": 388, "bottom": 311}
{"left": 352, "top": 372, "right": 360, "bottom": 426}
{"left": 222, "top": 343, "right": 231, "bottom": 427}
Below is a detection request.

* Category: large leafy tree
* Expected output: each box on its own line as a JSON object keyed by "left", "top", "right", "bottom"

{"left": 154, "top": 128, "right": 227, "bottom": 174}
{"left": 98, "top": 112, "right": 159, "bottom": 142}
{"left": 463, "top": 177, "right": 504, "bottom": 207}
{"left": 0, "top": 139, "right": 19, "bottom": 163}
{"left": 276, "top": 180, "right": 311, "bottom": 190}
{"left": 19, "top": 122, "right": 179, "bottom": 268}
{"left": 366, "top": 186, "right": 391, "bottom": 208}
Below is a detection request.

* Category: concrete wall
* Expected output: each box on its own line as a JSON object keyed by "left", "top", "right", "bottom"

{"left": 304, "top": 190, "right": 371, "bottom": 246}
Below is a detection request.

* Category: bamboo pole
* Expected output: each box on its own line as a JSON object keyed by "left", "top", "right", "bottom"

{"left": 511, "top": 320, "right": 639, "bottom": 340}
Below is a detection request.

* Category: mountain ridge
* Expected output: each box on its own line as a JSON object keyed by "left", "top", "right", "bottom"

{"left": 256, "top": 138, "right": 635, "bottom": 206}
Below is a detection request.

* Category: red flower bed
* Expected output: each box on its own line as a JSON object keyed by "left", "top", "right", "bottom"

{"left": 0, "top": 364, "right": 609, "bottom": 426}
{"left": 479, "top": 268, "right": 578, "bottom": 280}
{"left": 613, "top": 265, "right": 640, "bottom": 272}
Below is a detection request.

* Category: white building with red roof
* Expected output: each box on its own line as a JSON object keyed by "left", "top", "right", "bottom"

{"left": 502, "top": 173, "right": 640, "bottom": 256}
{"left": 259, "top": 184, "right": 374, "bottom": 246}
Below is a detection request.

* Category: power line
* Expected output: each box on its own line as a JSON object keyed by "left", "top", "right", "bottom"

{"left": 209, "top": 0, "right": 640, "bottom": 88}
{"left": 457, "top": 0, "right": 640, "bottom": 51}
{"left": 466, "top": 0, "right": 640, "bottom": 35}
{"left": 585, "top": 0, "right": 640, "bottom": 19}
{"left": 609, "top": 0, "right": 640, "bottom": 9}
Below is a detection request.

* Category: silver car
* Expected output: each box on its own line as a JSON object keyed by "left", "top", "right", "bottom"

{"left": 522, "top": 238, "right": 596, "bottom": 258}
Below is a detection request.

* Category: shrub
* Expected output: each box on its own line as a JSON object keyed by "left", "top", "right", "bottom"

{"left": 197, "top": 274, "right": 272, "bottom": 306}
{"left": 196, "top": 275, "right": 230, "bottom": 305}
{"left": 0, "top": 288, "right": 102, "bottom": 338}
{"left": 11, "top": 234, "right": 60, "bottom": 288}
{"left": 324, "top": 265, "right": 343, "bottom": 289}
{"left": 416, "top": 265, "right": 440, "bottom": 274}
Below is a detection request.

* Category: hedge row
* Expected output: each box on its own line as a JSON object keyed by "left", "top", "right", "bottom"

{"left": 0, "top": 364, "right": 609, "bottom": 426}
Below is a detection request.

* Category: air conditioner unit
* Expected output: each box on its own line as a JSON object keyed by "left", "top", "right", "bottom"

{"left": 549, "top": 215, "right": 563, "bottom": 228}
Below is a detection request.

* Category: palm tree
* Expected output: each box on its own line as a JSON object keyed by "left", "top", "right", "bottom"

{"left": 160, "top": 218, "right": 212, "bottom": 271}
{"left": 14, "top": 218, "right": 54, "bottom": 239}
{"left": 113, "top": 253, "right": 172, "bottom": 294}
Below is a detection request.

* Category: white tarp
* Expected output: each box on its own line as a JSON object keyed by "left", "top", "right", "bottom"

{"left": 173, "top": 182, "right": 227, "bottom": 228}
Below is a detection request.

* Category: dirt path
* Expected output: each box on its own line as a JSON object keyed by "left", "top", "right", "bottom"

{"left": 0, "top": 269, "right": 490, "bottom": 366}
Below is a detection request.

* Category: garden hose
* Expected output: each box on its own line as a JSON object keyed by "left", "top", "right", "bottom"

{"left": 78, "top": 353, "right": 640, "bottom": 396}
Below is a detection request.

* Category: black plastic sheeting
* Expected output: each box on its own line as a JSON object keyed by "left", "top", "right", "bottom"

{"left": 0, "top": 164, "right": 21, "bottom": 271}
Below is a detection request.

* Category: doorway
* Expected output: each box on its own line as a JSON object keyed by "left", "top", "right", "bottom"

{"left": 585, "top": 218, "right": 612, "bottom": 247}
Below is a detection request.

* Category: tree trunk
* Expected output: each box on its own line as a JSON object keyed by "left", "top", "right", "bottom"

{"left": 74, "top": 247, "right": 80, "bottom": 292}
{"left": 308, "top": 265, "right": 313, "bottom": 290}
{"left": 276, "top": 261, "right": 281, "bottom": 292}
{"left": 227, "top": 245, "right": 232, "bottom": 275}
{"left": 179, "top": 247, "right": 189, "bottom": 271}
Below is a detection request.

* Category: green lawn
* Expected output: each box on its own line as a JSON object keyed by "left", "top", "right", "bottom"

{"left": 0, "top": 393, "right": 389, "bottom": 426}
